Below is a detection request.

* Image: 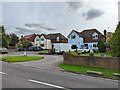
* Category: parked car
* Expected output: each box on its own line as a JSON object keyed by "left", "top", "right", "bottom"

{"left": 78, "top": 47, "right": 90, "bottom": 53}
{"left": 0, "top": 48, "right": 8, "bottom": 54}
{"left": 28, "top": 47, "right": 34, "bottom": 51}
{"left": 18, "top": 48, "right": 24, "bottom": 51}
{"left": 33, "top": 47, "right": 43, "bottom": 51}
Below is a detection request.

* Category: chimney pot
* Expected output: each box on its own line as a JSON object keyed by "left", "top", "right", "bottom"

{"left": 104, "top": 30, "right": 107, "bottom": 37}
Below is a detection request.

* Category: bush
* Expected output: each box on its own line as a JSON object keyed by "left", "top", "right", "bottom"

{"left": 98, "top": 39, "right": 106, "bottom": 52}
{"left": 65, "top": 50, "right": 82, "bottom": 55}
{"left": 49, "top": 49, "right": 55, "bottom": 55}
{"left": 110, "top": 22, "right": 120, "bottom": 57}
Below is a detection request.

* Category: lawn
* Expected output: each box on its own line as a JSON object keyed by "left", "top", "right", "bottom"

{"left": 59, "top": 64, "right": 120, "bottom": 79}
{"left": 0, "top": 56, "right": 44, "bottom": 62}
{"left": 39, "top": 50, "right": 49, "bottom": 53}
{"left": 81, "top": 52, "right": 112, "bottom": 57}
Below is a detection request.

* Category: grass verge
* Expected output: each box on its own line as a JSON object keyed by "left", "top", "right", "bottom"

{"left": 81, "top": 52, "right": 112, "bottom": 57}
{"left": 0, "top": 56, "right": 44, "bottom": 62}
{"left": 40, "top": 50, "right": 49, "bottom": 53}
{"left": 59, "top": 64, "right": 120, "bottom": 79}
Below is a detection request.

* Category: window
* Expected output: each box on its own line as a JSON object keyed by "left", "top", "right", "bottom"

{"left": 41, "top": 44, "right": 44, "bottom": 47}
{"left": 36, "top": 38, "right": 39, "bottom": 41}
{"left": 35, "top": 44, "right": 38, "bottom": 47}
{"left": 56, "top": 37, "right": 59, "bottom": 41}
{"left": 41, "top": 38, "right": 44, "bottom": 41}
{"left": 71, "top": 45, "right": 77, "bottom": 49}
{"left": 71, "top": 35, "right": 76, "bottom": 39}
{"left": 84, "top": 44, "right": 88, "bottom": 47}
{"left": 93, "top": 44, "right": 97, "bottom": 48}
{"left": 92, "top": 34, "right": 98, "bottom": 40}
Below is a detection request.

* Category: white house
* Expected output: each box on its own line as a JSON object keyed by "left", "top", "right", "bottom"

{"left": 68, "top": 30, "right": 84, "bottom": 49}
{"left": 34, "top": 33, "right": 68, "bottom": 49}
{"left": 68, "top": 29, "right": 106, "bottom": 50}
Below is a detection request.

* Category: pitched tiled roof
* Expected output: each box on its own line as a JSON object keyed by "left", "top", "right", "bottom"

{"left": 69, "top": 29, "right": 105, "bottom": 38}
{"left": 23, "top": 34, "right": 36, "bottom": 42}
{"left": 41, "top": 33, "right": 67, "bottom": 40}
{"left": 81, "top": 29, "right": 105, "bottom": 38}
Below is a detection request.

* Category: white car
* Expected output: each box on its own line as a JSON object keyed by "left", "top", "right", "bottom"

{"left": 78, "top": 47, "right": 90, "bottom": 53}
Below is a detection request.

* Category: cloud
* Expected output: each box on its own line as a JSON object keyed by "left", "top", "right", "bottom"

{"left": 85, "top": 8, "right": 105, "bottom": 20}
{"left": 66, "top": 0, "right": 84, "bottom": 14}
{"left": 15, "top": 27, "right": 34, "bottom": 34}
{"left": 15, "top": 22, "right": 58, "bottom": 35}
{"left": 66, "top": 0, "right": 105, "bottom": 20}
{"left": 25, "top": 22, "right": 58, "bottom": 30}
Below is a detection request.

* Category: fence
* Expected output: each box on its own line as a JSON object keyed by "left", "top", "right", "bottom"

{"left": 63, "top": 53, "right": 120, "bottom": 70}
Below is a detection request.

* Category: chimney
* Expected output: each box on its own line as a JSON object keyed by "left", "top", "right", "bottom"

{"left": 21, "top": 35, "right": 23, "bottom": 38}
{"left": 104, "top": 30, "right": 107, "bottom": 37}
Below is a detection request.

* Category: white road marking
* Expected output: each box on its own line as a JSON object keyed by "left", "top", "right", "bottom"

{"left": 0, "top": 72, "right": 6, "bottom": 75}
{"left": 29, "top": 79, "right": 69, "bottom": 90}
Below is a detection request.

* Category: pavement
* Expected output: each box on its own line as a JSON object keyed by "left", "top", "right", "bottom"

{"left": 1, "top": 62, "right": 119, "bottom": 89}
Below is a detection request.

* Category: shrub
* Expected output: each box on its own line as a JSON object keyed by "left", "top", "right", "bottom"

{"left": 49, "top": 49, "right": 55, "bottom": 55}
{"left": 65, "top": 50, "right": 82, "bottom": 55}
{"left": 98, "top": 39, "right": 106, "bottom": 52}
{"left": 110, "top": 22, "right": 120, "bottom": 57}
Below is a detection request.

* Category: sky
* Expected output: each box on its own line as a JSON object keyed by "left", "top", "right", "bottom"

{"left": 0, "top": 0, "right": 120, "bottom": 37}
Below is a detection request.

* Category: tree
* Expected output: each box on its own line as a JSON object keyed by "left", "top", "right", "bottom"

{"left": 0, "top": 26, "right": 11, "bottom": 48}
{"left": 0, "top": 26, "right": 5, "bottom": 33}
{"left": 19, "top": 37, "right": 33, "bottom": 49}
{"left": 110, "top": 22, "right": 120, "bottom": 57}
{"left": 9, "top": 33, "right": 19, "bottom": 46}
{"left": 98, "top": 39, "right": 106, "bottom": 52}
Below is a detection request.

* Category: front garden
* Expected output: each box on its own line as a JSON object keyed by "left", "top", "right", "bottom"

{"left": 65, "top": 51, "right": 112, "bottom": 57}
{"left": 0, "top": 56, "right": 44, "bottom": 62}
{"left": 59, "top": 64, "right": 120, "bottom": 79}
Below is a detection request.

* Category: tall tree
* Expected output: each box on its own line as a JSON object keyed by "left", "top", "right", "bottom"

{"left": 0, "top": 26, "right": 11, "bottom": 48}
{"left": 9, "top": 33, "right": 19, "bottom": 46}
{"left": 110, "top": 22, "right": 120, "bottom": 57}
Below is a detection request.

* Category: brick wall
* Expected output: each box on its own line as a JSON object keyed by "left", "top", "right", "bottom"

{"left": 51, "top": 39, "right": 68, "bottom": 43}
{"left": 63, "top": 53, "right": 120, "bottom": 70}
{"left": 84, "top": 37, "right": 106, "bottom": 43}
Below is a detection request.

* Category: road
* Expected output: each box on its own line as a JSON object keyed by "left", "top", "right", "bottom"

{"left": 2, "top": 51, "right": 63, "bottom": 71}
{"left": 1, "top": 61, "right": 119, "bottom": 89}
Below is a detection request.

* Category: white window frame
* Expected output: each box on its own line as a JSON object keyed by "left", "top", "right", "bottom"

{"left": 56, "top": 37, "right": 60, "bottom": 41}
{"left": 92, "top": 32, "right": 98, "bottom": 40}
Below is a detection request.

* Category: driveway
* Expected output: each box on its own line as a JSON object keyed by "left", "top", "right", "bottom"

{"left": 1, "top": 51, "right": 63, "bottom": 71}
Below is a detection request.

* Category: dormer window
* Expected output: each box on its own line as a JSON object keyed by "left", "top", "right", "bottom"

{"left": 41, "top": 38, "right": 44, "bottom": 41}
{"left": 36, "top": 36, "right": 39, "bottom": 41}
{"left": 56, "top": 37, "right": 60, "bottom": 41}
{"left": 92, "top": 32, "right": 98, "bottom": 39}
{"left": 36, "top": 38, "right": 39, "bottom": 41}
{"left": 71, "top": 35, "right": 76, "bottom": 39}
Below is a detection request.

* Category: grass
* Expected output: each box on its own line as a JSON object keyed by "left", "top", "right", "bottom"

{"left": 0, "top": 56, "right": 44, "bottom": 62}
{"left": 39, "top": 50, "right": 49, "bottom": 53}
{"left": 81, "top": 52, "right": 112, "bottom": 57}
{"left": 59, "top": 64, "right": 120, "bottom": 79}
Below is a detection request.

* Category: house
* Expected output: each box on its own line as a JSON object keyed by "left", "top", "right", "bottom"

{"left": 22, "top": 34, "right": 36, "bottom": 44}
{"left": 34, "top": 33, "right": 68, "bottom": 49}
{"left": 67, "top": 29, "right": 106, "bottom": 50}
